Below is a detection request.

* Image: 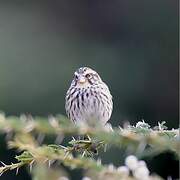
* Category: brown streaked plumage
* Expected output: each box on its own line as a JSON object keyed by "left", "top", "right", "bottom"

{"left": 65, "top": 67, "right": 113, "bottom": 126}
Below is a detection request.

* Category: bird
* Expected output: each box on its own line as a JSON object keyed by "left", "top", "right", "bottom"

{"left": 65, "top": 67, "right": 113, "bottom": 127}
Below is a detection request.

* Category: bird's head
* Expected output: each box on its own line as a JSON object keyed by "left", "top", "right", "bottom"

{"left": 72, "top": 67, "right": 102, "bottom": 87}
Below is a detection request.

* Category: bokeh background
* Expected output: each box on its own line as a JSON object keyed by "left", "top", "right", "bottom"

{"left": 0, "top": 0, "right": 178, "bottom": 179}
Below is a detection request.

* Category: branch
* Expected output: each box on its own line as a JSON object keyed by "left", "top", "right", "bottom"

{"left": 1, "top": 133, "right": 163, "bottom": 180}
{"left": 0, "top": 113, "right": 179, "bottom": 157}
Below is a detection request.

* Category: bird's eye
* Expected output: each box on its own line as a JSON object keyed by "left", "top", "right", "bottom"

{"left": 85, "top": 73, "right": 92, "bottom": 79}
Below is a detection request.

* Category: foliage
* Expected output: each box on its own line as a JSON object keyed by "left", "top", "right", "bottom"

{"left": 0, "top": 113, "right": 179, "bottom": 180}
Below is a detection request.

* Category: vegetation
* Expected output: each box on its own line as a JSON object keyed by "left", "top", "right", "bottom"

{"left": 0, "top": 113, "right": 179, "bottom": 179}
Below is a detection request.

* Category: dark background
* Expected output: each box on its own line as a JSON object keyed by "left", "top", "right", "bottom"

{"left": 0, "top": 0, "right": 179, "bottom": 179}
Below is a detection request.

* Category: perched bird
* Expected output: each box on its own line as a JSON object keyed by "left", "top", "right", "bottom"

{"left": 65, "top": 67, "right": 113, "bottom": 127}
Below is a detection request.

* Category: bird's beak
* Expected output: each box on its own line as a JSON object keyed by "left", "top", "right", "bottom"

{"left": 78, "top": 76, "right": 86, "bottom": 84}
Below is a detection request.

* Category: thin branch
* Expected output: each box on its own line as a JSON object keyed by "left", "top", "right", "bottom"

{"left": 0, "top": 114, "right": 179, "bottom": 157}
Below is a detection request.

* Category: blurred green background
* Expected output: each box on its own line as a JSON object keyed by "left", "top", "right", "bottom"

{"left": 0, "top": 0, "right": 178, "bottom": 179}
